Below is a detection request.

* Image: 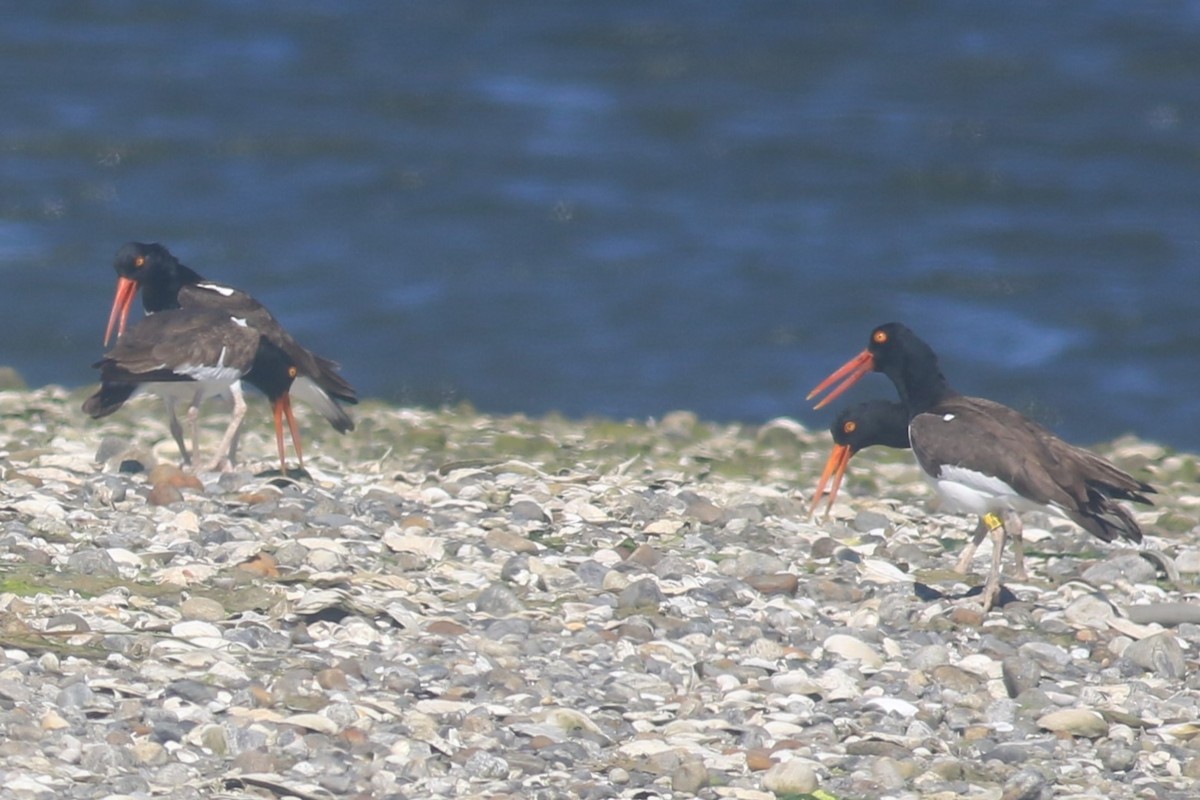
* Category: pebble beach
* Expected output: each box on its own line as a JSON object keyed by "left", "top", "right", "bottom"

{"left": 1, "top": 382, "right": 1199, "bottom": 800}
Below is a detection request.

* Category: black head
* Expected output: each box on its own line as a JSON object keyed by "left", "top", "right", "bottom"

{"left": 246, "top": 339, "right": 305, "bottom": 473}
{"left": 864, "top": 322, "right": 952, "bottom": 413}
{"left": 113, "top": 242, "right": 178, "bottom": 281}
{"left": 810, "top": 321, "right": 953, "bottom": 415}
{"left": 831, "top": 400, "right": 911, "bottom": 452}
{"left": 246, "top": 339, "right": 300, "bottom": 401}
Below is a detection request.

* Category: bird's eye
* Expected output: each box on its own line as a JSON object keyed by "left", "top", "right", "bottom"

{"left": 843, "top": 420, "right": 857, "bottom": 434}
{"left": 873, "top": 330, "right": 888, "bottom": 344}
{"left": 133, "top": 256, "right": 146, "bottom": 268}
{"left": 288, "top": 366, "right": 298, "bottom": 378}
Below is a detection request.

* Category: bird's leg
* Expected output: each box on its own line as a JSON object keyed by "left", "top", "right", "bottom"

{"left": 1004, "top": 510, "right": 1026, "bottom": 580}
{"left": 205, "top": 382, "right": 246, "bottom": 472}
{"left": 226, "top": 414, "right": 243, "bottom": 466}
{"left": 187, "top": 388, "right": 204, "bottom": 468}
{"left": 955, "top": 516, "right": 992, "bottom": 574}
{"left": 162, "top": 396, "right": 191, "bottom": 465}
{"left": 980, "top": 511, "right": 1006, "bottom": 613}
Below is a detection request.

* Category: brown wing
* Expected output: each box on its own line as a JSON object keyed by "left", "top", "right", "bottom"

{"left": 94, "top": 308, "right": 262, "bottom": 383}
{"left": 910, "top": 398, "right": 1079, "bottom": 510}
{"left": 178, "top": 283, "right": 358, "bottom": 408}
{"left": 911, "top": 395, "right": 1150, "bottom": 543}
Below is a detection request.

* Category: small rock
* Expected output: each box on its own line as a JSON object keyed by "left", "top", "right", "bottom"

{"left": 671, "top": 759, "right": 708, "bottom": 794}
{"left": 678, "top": 491, "right": 724, "bottom": 524}
{"left": 65, "top": 549, "right": 121, "bottom": 578}
{"left": 147, "top": 482, "right": 184, "bottom": 506}
{"left": 484, "top": 528, "right": 539, "bottom": 554}
{"left": 1000, "top": 767, "right": 1051, "bottom": 800}
{"left": 823, "top": 634, "right": 883, "bottom": 669}
{"left": 180, "top": 596, "right": 226, "bottom": 622}
{"left": 475, "top": 583, "right": 525, "bottom": 616}
{"left": 1097, "top": 741, "right": 1138, "bottom": 772}
{"left": 1081, "top": 553, "right": 1156, "bottom": 585}
{"left": 617, "top": 578, "right": 665, "bottom": 610}
{"left": 1122, "top": 631, "right": 1186, "bottom": 679}
{"left": 1062, "top": 593, "right": 1117, "bottom": 628}
{"left": 1001, "top": 656, "right": 1042, "bottom": 698}
{"left": 510, "top": 499, "right": 549, "bottom": 522}
{"left": 853, "top": 510, "right": 890, "bottom": 532}
{"left": 909, "top": 644, "right": 950, "bottom": 671}
{"left": 745, "top": 573, "right": 798, "bottom": 596}
{"left": 761, "top": 759, "right": 817, "bottom": 795}
{"left": 1036, "top": 708, "right": 1108, "bottom": 739}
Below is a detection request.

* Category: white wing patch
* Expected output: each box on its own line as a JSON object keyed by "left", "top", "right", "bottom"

{"left": 942, "top": 413, "right": 955, "bottom": 421}
{"left": 197, "top": 282, "right": 236, "bottom": 297}
{"left": 176, "top": 346, "right": 241, "bottom": 383}
{"left": 176, "top": 364, "right": 242, "bottom": 382}
{"left": 230, "top": 317, "right": 248, "bottom": 327}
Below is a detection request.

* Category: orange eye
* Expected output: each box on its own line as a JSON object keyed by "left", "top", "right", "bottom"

{"left": 133, "top": 255, "right": 146, "bottom": 268}
{"left": 872, "top": 330, "right": 888, "bottom": 344}
{"left": 288, "top": 366, "right": 298, "bottom": 378}
{"left": 843, "top": 420, "right": 857, "bottom": 434}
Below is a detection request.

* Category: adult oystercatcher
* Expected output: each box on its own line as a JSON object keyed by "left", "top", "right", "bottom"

{"left": 811, "top": 400, "right": 910, "bottom": 517}
{"left": 808, "top": 322, "right": 1155, "bottom": 611}
{"left": 84, "top": 308, "right": 304, "bottom": 474}
{"left": 810, "top": 399, "right": 1029, "bottom": 601}
{"left": 102, "top": 242, "right": 356, "bottom": 455}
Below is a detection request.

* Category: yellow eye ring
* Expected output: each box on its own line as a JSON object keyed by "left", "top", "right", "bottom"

{"left": 872, "top": 330, "right": 887, "bottom": 344}
{"left": 133, "top": 255, "right": 146, "bottom": 268}
{"left": 843, "top": 420, "right": 857, "bottom": 434}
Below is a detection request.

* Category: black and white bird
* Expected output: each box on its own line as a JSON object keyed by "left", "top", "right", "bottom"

{"left": 101, "top": 242, "right": 355, "bottom": 464}
{"left": 810, "top": 399, "right": 1031, "bottom": 600}
{"left": 808, "top": 322, "right": 1156, "bottom": 611}
{"left": 85, "top": 308, "right": 304, "bottom": 474}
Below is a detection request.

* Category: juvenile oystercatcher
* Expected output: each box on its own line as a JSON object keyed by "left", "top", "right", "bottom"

{"left": 808, "top": 322, "right": 1155, "bottom": 611}
{"left": 102, "top": 242, "right": 356, "bottom": 459}
{"left": 85, "top": 308, "right": 304, "bottom": 474}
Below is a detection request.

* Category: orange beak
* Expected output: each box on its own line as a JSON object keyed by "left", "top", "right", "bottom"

{"left": 807, "top": 349, "right": 875, "bottom": 410}
{"left": 104, "top": 276, "right": 141, "bottom": 346}
{"left": 811, "top": 443, "right": 854, "bottom": 518}
{"left": 273, "top": 393, "right": 305, "bottom": 474}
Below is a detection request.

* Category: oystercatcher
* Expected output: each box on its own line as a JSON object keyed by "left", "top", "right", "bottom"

{"left": 85, "top": 308, "right": 304, "bottom": 474}
{"left": 102, "top": 242, "right": 356, "bottom": 457}
{"left": 808, "top": 322, "right": 1155, "bottom": 611}
{"left": 810, "top": 399, "right": 1029, "bottom": 600}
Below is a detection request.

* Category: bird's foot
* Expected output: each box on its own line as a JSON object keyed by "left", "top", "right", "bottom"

{"left": 201, "top": 457, "right": 235, "bottom": 473}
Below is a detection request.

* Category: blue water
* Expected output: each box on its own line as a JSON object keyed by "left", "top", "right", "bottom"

{"left": 3, "top": 2, "right": 1200, "bottom": 449}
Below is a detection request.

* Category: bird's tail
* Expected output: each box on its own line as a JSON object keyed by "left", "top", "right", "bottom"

{"left": 291, "top": 375, "right": 355, "bottom": 433}
{"left": 82, "top": 383, "right": 137, "bottom": 419}
{"left": 1070, "top": 495, "right": 1144, "bottom": 544}
{"left": 313, "top": 354, "right": 358, "bottom": 406}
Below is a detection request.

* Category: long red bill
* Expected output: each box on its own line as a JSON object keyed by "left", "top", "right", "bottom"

{"left": 811, "top": 443, "right": 852, "bottom": 518}
{"left": 273, "top": 394, "right": 305, "bottom": 474}
{"left": 806, "top": 349, "right": 874, "bottom": 410}
{"left": 104, "top": 276, "right": 141, "bottom": 346}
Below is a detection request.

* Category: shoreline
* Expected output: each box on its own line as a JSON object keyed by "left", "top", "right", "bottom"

{"left": 0, "top": 385, "right": 1197, "bottom": 799}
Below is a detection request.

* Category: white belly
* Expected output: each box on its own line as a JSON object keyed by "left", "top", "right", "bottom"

{"left": 921, "top": 463, "right": 1064, "bottom": 519}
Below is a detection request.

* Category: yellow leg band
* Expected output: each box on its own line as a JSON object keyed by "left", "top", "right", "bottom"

{"left": 983, "top": 512, "right": 1004, "bottom": 532}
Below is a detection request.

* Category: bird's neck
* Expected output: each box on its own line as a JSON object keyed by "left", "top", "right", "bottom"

{"left": 886, "top": 348, "right": 957, "bottom": 417}
{"left": 143, "top": 261, "right": 205, "bottom": 313}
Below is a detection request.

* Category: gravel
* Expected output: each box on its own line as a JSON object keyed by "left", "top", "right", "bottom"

{"left": 0, "top": 385, "right": 1197, "bottom": 799}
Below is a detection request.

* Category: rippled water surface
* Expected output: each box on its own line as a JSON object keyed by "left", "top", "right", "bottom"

{"left": 3, "top": 2, "right": 1200, "bottom": 448}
